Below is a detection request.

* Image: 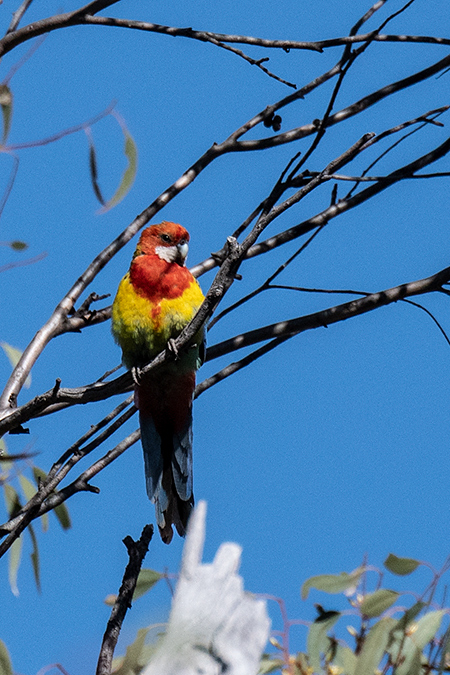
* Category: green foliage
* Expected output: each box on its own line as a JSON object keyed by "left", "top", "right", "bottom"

{"left": 384, "top": 553, "right": 422, "bottom": 576}
{"left": 2, "top": 552, "right": 449, "bottom": 674}
{"left": 262, "top": 554, "right": 450, "bottom": 674}
{"left": 0, "top": 84, "right": 12, "bottom": 145}
{"left": 102, "top": 121, "right": 137, "bottom": 212}
{"left": 307, "top": 613, "right": 340, "bottom": 672}
{"left": 112, "top": 628, "right": 158, "bottom": 675}
{"left": 104, "top": 568, "right": 163, "bottom": 607}
{"left": 107, "top": 554, "right": 450, "bottom": 675}
{"left": 88, "top": 113, "right": 138, "bottom": 213}
{"left": 1, "top": 240, "right": 28, "bottom": 251}
{"left": 132, "top": 568, "right": 163, "bottom": 601}
{"left": 7, "top": 536, "right": 21, "bottom": 598}
{"left": 360, "top": 589, "right": 400, "bottom": 618}
{"left": 301, "top": 568, "right": 364, "bottom": 600}
{"left": 259, "top": 654, "right": 285, "bottom": 673}
{"left": 354, "top": 617, "right": 397, "bottom": 675}
{"left": 0, "top": 640, "right": 13, "bottom": 675}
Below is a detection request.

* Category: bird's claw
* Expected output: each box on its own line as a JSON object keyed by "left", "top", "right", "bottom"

{"left": 166, "top": 338, "right": 179, "bottom": 359}
{"left": 131, "top": 366, "right": 142, "bottom": 385}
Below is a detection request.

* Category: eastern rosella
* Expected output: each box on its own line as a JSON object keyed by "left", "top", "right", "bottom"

{"left": 111, "top": 222, "right": 205, "bottom": 543}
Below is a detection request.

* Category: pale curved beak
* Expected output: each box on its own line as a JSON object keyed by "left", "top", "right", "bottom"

{"left": 177, "top": 241, "right": 189, "bottom": 262}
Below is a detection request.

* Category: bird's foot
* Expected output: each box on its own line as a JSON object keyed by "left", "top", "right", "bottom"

{"left": 131, "top": 366, "right": 142, "bottom": 385}
{"left": 166, "top": 338, "right": 179, "bottom": 359}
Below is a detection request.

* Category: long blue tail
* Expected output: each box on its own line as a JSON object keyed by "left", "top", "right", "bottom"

{"left": 139, "top": 406, "right": 194, "bottom": 544}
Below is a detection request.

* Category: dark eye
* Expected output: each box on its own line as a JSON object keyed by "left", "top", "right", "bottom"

{"left": 160, "top": 233, "right": 172, "bottom": 244}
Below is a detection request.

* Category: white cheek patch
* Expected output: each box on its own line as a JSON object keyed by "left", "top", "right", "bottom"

{"left": 155, "top": 245, "right": 179, "bottom": 263}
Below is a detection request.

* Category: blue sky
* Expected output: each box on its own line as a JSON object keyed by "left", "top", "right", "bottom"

{"left": 1, "top": 0, "right": 450, "bottom": 673}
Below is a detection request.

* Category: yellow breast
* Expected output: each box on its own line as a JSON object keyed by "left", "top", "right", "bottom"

{"left": 111, "top": 272, "right": 204, "bottom": 369}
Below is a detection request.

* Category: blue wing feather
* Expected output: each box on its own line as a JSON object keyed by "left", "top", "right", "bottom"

{"left": 140, "top": 412, "right": 163, "bottom": 501}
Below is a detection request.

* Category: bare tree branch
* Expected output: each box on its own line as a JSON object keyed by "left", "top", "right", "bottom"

{"left": 4, "top": 7, "right": 450, "bottom": 59}
{"left": 245, "top": 134, "right": 450, "bottom": 261}
{"left": 96, "top": 523, "right": 154, "bottom": 675}
{"left": 0, "top": 114, "right": 448, "bottom": 434}
{"left": 0, "top": 398, "right": 135, "bottom": 548}
{"left": 0, "top": 0, "right": 122, "bottom": 57}
{"left": 205, "top": 264, "right": 450, "bottom": 362}
{"left": 6, "top": 0, "right": 36, "bottom": 34}
{"left": 236, "top": 52, "right": 450, "bottom": 152}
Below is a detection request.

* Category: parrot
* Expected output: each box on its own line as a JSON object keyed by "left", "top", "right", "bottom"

{"left": 111, "top": 222, "right": 205, "bottom": 543}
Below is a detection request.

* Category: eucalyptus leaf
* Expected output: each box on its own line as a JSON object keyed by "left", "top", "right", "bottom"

{"left": 133, "top": 568, "right": 163, "bottom": 601}
{"left": 395, "top": 601, "right": 426, "bottom": 633}
{"left": 9, "top": 240, "right": 28, "bottom": 251}
{"left": 332, "top": 645, "right": 357, "bottom": 675}
{"left": 0, "top": 640, "right": 13, "bottom": 675}
{"left": 384, "top": 554, "right": 421, "bottom": 576}
{"left": 307, "top": 613, "right": 340, "bottom": 673}
{"left": 302, "top": 569, "right": 363, "bottom": 599}
{"left": 8, "top": 536, "right": 22, "bottom": 597}
{"left": 32, "top": 466, "right": 47, "bottom": 484}
{"left": 354, "top": 617, "right": 397, "bottom": 675}
{"left": 258, "top": 655, "right": 285, "bottom": 673}
{"left": 0, "top": 84, "right": 12, "bottom": 144}
{"left": 28, "top": 523, "right": 41, "bottom": 593}
{"left": 0, "top": 438, "right": 12, "bottom": 474}
{"left": 360, "top": 589, "right": 399, "bottom": 618}
{"left": 99, "top": 120, "right": 137, "bottom": 212}
{"left": 18, "top": 473, "right": 37, "bottom": 501}
{"left": 112, "top": 627, "right": 150, "bottom": 675}
{"left": 395, "top": 645, "right": 423, "bottom": 675}
{"left": 54, "top": 502, "right": 72, "bottom": 530}
{"left": 87, "top": 129, "right": 105, "bottom": 205}
{"left": 3, "top": 483, "right": 22, "bottom": 517}
{"left": 412, "top": 610, "right": 445, "bottom": 650}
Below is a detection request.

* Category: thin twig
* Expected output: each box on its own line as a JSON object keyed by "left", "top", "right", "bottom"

{"left": 235, "top": 52, "right": 450, "bottom": 151}
{"left": 205, "top": 263, "right": 450, "bottom": 362}
{"left": 6, "top": 0, "right": 36, "bottom": 34}
{"left": 402, "top": 299, "right": 450, "bottom": 348}
{"left": 209, "top": 226, "right": 325, "bottom": 329}
{"left": 1, "top": 35, "right": 46, "bottom": 80}
{"left": 0, "top": 156, "right": 19, "bottom": 223}
{"left": 0, "top": 252, "right": 47, "bottom": 274}
{"left": 7, "top": 101, "right": 116, "bottom": 150}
